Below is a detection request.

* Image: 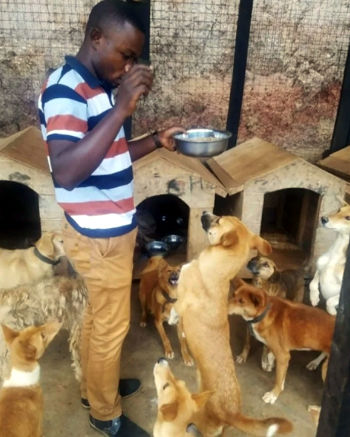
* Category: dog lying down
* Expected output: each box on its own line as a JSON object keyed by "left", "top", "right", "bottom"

{"left": 0, "top": 232, "right": 65, "bottom": 289}
{"left": 176, "top": 212, "right": 292, "bottom": 436}
{"left": 139, "top": 256, "right": 193, "bottom": 366}
{"left": 0, "top": 321, "right": 62, "bottom": 437}
{"left": 229, "top": 281, "right": 335, "bottom": 404}
{"left": 0, "top": 274, "right": 87, "bottom": 383}
{"left": 153, "top": 358, "right": 212, "bottom": 437}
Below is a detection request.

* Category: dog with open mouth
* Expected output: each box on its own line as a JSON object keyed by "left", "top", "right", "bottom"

{"left": 139, "top": 256, "right": 193, "bottom": 365}
{"left": 175, "top": 212, "right": 292, "bottom": 436}
{"left": 153, "top": 358, "right": 212, "bottom": 437}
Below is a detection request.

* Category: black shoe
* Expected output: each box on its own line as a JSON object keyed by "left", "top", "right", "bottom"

{"left": 89, "top": 414, "right": 149, "bottom": 437}
{"left": 82, "top": 378, "right": 141, "bottom": 408}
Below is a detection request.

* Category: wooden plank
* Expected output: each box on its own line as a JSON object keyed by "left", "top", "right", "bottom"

{"left": 0, "top": 127, "right": 49, "bottom": 173}
{"left": 318, "top": 145, "right": 350, "bottom": 181}
{"left": 207, "top": 137, "right": 296, "bottom": 192}
{"left": 134, "top": 149, "right": 227, "bottom": 197}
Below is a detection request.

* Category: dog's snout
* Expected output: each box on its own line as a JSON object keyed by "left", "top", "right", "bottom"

{"left": 321, "top": 216, "right": 329, "bottom": 225}
{"left": 201, "top": 212, "right": 212, "bottom": 231}
{"left": 247, "top": 259, "right": 256, "bottom": 272}
{"left": 169, "top": 271, "right": 179, "bottom": 285}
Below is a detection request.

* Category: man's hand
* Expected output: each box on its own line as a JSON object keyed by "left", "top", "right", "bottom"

{"left": 115, "top": 64, "right": 154, "bottom": 117}
{"left": 157, "top": 127, "right": 186, "bottom": 151}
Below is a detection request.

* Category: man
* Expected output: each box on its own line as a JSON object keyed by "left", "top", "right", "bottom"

{"left": 38, "top": 1, "right": 183, "bottom": 436}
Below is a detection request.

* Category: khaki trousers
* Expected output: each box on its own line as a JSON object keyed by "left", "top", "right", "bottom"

{"left": 63, "top": 221, "right": 137, "bottom": 421}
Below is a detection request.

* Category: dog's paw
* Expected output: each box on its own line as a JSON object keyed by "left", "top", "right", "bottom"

{"left": 183, "top": 356, "right": 194, "bottom": 367}
{"left": 263, "top": 391, "right": 278, "bottom": 404}
{"left": 306, "top": 359, "right": 320, "bottom": 371}
{"left": 139, "top": 321, "right": 147, "bottom": 328}
{"left": 165, "top": 350, "right": 175, "bottom": 359}
{"left": 261, "top": 361, "right": 274, "bottom": 372}
{"left": 326, "top": 304, "right": 337, "bottom": 316}
{"left": 235, "top": 354, "right": 247, "bottom": 365}
{"left": 310, "top": 291, "right": 320, "bottom": 307}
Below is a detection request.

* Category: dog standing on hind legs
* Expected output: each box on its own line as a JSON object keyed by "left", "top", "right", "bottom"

{"left": 0, "top": 321, "right": 62, "bottom": 437}
{"left": 175, "top": 212, "right": 292, "bottom": 436}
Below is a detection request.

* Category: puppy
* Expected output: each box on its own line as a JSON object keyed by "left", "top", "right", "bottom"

{"left": 309, "top": 201, "right": 350, "bottom": 315}
{"left": 153, "top": 358, "right": 212, "bottom": 437}
{"left": 176, "top": 212, "right": 292, "bottom": 436}
{"left": 0, "top": 321, "right": 62, "bottom": 437}
{"left": 139, "top": 256, "right": 193, "bottom": 366}
{"left": 236, "top": 256, "right": 305, "bottom": 368}
{"left": 229, "top": 282, "right": 335, "bottom": 404}
{"left": 0, "top": 232, "right": 65, "bottom": 289}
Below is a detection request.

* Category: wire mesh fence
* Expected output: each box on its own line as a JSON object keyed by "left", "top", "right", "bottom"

{"left": 0, "top": 0, "right": 349, "bottom": 161}
{"left": 239, "top": 0, "right": 350, "bottom": 161}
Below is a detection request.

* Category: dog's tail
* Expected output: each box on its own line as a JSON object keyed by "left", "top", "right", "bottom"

{"left": 231, "top": 413, "right": 293, "bottom": 436}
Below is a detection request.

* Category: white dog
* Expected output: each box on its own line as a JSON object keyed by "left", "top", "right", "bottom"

{"left": 309, "top": 201, "right": 350, "bottom": 316}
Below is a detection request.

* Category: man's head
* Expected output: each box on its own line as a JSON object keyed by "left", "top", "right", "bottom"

{"left": 84, "top": 0, "right": 146, "bottom": 86}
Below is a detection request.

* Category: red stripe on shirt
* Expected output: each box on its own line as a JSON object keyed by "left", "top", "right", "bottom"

{"left": 105, "top": 137, "right": 129, "bottom": 158}
{"left": 75, "top": 82, "right": 105, "bottom": 100}
{"left": 47, "top": 114, "right": 87, "bottom": 133}
{"left": 59, "top": 198, "right": 135, "bottom": 216}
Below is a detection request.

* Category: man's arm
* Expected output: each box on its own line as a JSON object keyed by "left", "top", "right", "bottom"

{"left": 47, "top": 64, "right": 153, "bottom": 190}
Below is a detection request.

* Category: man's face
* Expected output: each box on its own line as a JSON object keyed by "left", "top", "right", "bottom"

{"left": 91, "top": 21, "right": 145, "bottom": 87}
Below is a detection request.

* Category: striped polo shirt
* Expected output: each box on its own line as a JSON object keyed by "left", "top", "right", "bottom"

{"left": 38, "top": 56, "right": 137, "bottom": 238}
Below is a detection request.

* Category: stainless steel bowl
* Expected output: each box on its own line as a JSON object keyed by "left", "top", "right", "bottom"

{"left": 173, "top": 128, "right": 232, "bottom": 157}
{"left": 162, "top": 234, "right": 184, "bottom": 251}
{"left": 145, "top": 240, "right": 169, "bottom": 257}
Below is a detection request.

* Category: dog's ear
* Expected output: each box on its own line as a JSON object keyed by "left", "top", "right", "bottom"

{"left": 160, "top": 401, "right": 178, "bottom": 421}
{"left": 233, "top": 278, "right": 246, "bottom": 289}
{"left": 220, "top": 230, "right": 238, "bottom": 247}
{"left": 1, "top": 325, "right": 19, "bottom": 345}
{"left": 251, "top": 235, "right": 272, "bottom": 256}
{"left": 36, "top": 232, "right": 55, "bottom": 257}
{"left": 192, "top": 390, "right": 214, "bottom": 409}
{"left": 248, "top": 291, "right": 262, "bottom": 307}
{"left": 40, "top": 321, "right": 62, "bottom": 346}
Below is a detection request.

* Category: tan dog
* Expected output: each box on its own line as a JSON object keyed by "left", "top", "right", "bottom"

{"left": 0, "top": 232, "right": 65, "bottom": 289}
{"left": 139, "top": 256, "right": 193, "bottom": 365}
{"left": 176, "top": 212, "right": 292, "bottom": 436}
{"left": 0, "top": 321, "right": 62, "bottom": 437}
{"left": 229, "top": 282, "right": 335, "bottom": 404}
{"left": 153, "top": 358, "right": 212, "bottom": 437}
{"left": 309, "top": 201, "right": 350, "bottom": 315}
{"left": 236, "top": 256, "right": 305, "bottom": 368}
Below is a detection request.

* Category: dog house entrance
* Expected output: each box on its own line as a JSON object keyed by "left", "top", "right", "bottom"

{"left": 261, "top": 188, "right": 320, "bottom": 261}
{"left": 134, "top": 194, "right": 189, "bottom": 275}
{"left": 0, "top": 181, "right": 41, "bottom": 249}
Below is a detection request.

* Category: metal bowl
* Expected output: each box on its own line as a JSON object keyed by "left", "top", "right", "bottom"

{"left": 173, "top": 128, "right": 232, "bottom": 157}
{"left": 162, "top": 234, "right": 184, "bottom": 251}
{"left": 145, "top": 240, "right": 169, "bottom": 257}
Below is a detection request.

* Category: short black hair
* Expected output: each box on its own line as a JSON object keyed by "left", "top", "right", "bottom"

{"left": 86, "top": 0, "right": 146, "bottom": 35}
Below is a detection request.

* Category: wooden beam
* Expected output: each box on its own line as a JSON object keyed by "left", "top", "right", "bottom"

{"left": 316, "top": 243, "right": 350, "bottom": 437}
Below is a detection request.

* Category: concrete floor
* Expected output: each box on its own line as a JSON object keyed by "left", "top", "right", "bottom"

{"left": 41, "top": 280, "right": 322, "bottom": 437}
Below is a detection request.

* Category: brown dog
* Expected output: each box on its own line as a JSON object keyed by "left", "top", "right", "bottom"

{"left": 229, "top": 281, "right": 335, "bottom": 404}
{"left": 153, "top": 358, "right": 212, "bottom": 437}
{"left": 0, "top": 232, "right": 65, "bottom": 289}
{"left": 176, "top": 212, "right": 292, "bottom": 436}
{"left": 139, "top": 256, "right": 193, "bottom": 365}
{"left": 0, "top": 321, "right": 62, "bottom": 437}
{"left": 236, "top": 256, "right": 305, "bottom": 368}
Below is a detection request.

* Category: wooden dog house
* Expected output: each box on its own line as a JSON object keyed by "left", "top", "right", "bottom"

{"left": 207, "top": 137, "right": 347, "bottom": 271}
{"left": 133, "top": 148, "right": 226, "bottom": 260}
{"left": 0, "top": 127, "right": 63, "bottom": 248}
